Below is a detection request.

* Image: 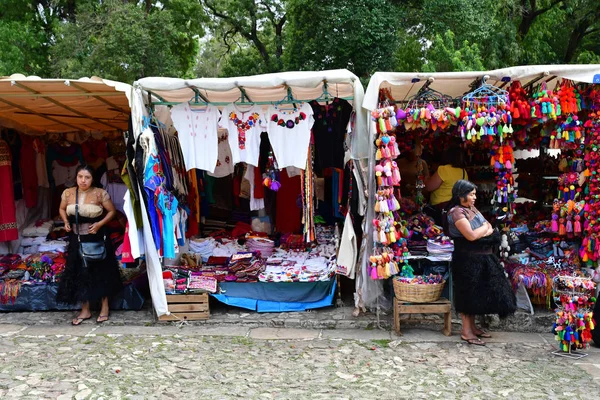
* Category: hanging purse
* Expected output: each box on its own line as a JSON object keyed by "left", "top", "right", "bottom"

{"left": 75, "top": 188, "right": 106, "bottom": 267}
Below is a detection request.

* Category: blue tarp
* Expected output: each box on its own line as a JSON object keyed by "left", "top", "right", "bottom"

{"left": 211, "top": 279, "right": 336, "bottom": 312}
{"left": 0, "top": 283, "right": 145, "bottom": 311}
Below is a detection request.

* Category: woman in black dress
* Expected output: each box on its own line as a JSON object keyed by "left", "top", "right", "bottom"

{"left": 447, "top": 180, "right": 517, "bottom": 345}
{"left": 57, "top": 165, "right": 123, "bottom": 325}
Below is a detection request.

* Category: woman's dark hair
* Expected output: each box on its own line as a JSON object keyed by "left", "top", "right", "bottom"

{"left": 448, "top": 179, "right": 477, "bottom": 209}
{"left": 75, "top": 164, "right": 97, "bottom": 187}
{"left": 440, "top": 143, "right": 466, "bottom": 168}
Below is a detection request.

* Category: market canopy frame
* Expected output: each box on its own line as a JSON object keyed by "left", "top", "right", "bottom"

{"left": 134, "top": 69, "right": 368, "bottom": 160}
{"left": 363, "top": 64, "right": 600, "bottom": 112}
{"left": 0, "top": 74, "right": 133, "bottom": 135}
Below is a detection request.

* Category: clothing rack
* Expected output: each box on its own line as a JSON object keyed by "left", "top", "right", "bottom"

{"left": 148, "top": 82, "right": 354, "bottom": 108}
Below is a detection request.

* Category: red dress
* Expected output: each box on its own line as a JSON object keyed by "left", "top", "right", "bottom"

{"left": 0, "top": 140, "right": 18, "bottom": 242}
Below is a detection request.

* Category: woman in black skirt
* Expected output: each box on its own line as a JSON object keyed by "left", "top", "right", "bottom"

{"left": 447, "top": 180, "right": 516, "bottom": 345}
{"left": 57, "top": 165, "right": 123, "bottom": 325}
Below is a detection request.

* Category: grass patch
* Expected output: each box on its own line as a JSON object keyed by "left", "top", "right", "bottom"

{"left": 371, "top": 339, "right": 391, "bottom": 347}
{"left": 231, "top": 337, "right": 254, "bottom": 346}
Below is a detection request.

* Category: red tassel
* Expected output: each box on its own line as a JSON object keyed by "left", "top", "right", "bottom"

{"left": 574, "top": 216, "right": 581, "bottom": 235}
{"left": 558, "top": 218, "right": 566, "bottom": 236}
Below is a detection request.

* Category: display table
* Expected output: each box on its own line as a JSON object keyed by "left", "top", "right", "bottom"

{"left": 393, "top": 297, "right": 452, "bottom": 336}
{"left": 211, "top": 280, "right": 336, "bottom": 312}
{"left": 0, "top": 283, "right": 145, "bottom": 311}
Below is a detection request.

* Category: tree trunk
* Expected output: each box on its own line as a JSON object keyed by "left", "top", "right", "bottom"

{"left": 565, "top": 24, "right": 588, "bottom": 62}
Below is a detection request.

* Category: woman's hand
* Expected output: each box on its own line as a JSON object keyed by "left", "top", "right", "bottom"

{"left": 88, "top": 222, "right": 102, "bottom": 235}
{"left": 483, "top": 222, "right": 494, "bottom": 237}
{"left": 64, "top": 222, "right": 71, "bottom": 233}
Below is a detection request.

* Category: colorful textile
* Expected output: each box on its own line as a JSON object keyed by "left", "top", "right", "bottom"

{"left": 0, "top": 139, "right": 18, "bottom": 242}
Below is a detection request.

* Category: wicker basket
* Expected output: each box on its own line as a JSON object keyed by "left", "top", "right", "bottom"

{"left": 393, "top": 279, "right": 446, "bottom": 303}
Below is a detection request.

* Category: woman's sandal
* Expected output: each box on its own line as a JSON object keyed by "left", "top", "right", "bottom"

{"left": 72, "top": 316, "right": 91, "bottom": 326}
{"left": 461, "top": 336, "right": 486, "bottom": 346}
{"left": 475, "top": 328, "right": 492, "bottom": 338}
{"left": 96, "top": 315, "right": 109, "bottom": 323}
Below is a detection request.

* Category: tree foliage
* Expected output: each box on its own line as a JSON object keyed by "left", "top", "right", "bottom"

{"left": 284, "top": 0, "right": 401, "bottom": 78}
{"left": 1, "top": 0, "right": 600, "bottom": 79}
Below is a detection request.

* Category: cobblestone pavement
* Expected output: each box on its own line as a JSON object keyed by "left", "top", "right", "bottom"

{"left": 0, "top": 324, "right": 599, "bottom": 399}
{"left": 0, "top": 302, "right": 557, "bottom": 333}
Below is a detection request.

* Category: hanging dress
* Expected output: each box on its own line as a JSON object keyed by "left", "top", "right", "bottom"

{"left": 0, "top": 140, "right": 18, "bottom": 242}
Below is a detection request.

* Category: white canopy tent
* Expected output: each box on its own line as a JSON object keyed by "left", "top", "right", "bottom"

{"left": 358, "top": 64, "right": 600, "bottom": 310}
{"left": 363, "top": 64, "right": 600, "bottom": 111}
{"left": 134, "top": 69, "right": 368, "bottom": 160}
{"left": 130, "top": 69, "right": 369, "bottom": 316}
{"left": 0, "top": 74, "right": 168, "bottom": 318}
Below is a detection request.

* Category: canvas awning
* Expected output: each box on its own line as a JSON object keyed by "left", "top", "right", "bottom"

{"left": 134, "top": 69, "right": 368, "bottom": 159}
{"left": 363, "top": 64, "right": 600, "bottom": 111}
{"left": 0, "top": 74, "right": 132, "bottom": 134}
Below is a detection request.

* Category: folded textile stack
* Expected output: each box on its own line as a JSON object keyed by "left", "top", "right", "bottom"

{"left": 188, "top": 273, "right": 217, "bottom": 293}
{"left": 189, "top": 237, "right": 217, "bottom": 262}
{"left": 0, "top": 254, "right": 22, "bottom": 277}
{"left": 22, "top": 219, "right": 54, "bottom": 237}
{"left": 426, "top": 238, "right": 454, "bottom": 261}
{"left": 38, "top": 240, "right": 68, "bottom": 253}
{"left": 246, "top": 237, "right": 275, "bottom": 257}
{"left": 162, "top": 269, "right": 188, "bottom": 294}
{"left": 20, "top": 236, "right": 48, "bottom": 254}
{"left": 212, "top": 240, "right": 245, "bottom": 258}
{"left": 226, "top": 252, "right": 264, "bottom": 282}
{"left": 313, "top": 225, "right": 338, "bottom": 258}
{"left": 259, "top": 255, "right": 335, "bottom": 283}
{"left": 407, "top": 240, "right": 428, "bottom": 257}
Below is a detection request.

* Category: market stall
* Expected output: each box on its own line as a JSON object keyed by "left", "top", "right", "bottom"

{"left": 131, "top": 69, "right": 369, "bottom": 314}
{"left": 362, "top": 65, "right": 600, "bottom": 349}
{"left": 0, "top": 74, "right": 150, "bottom": 311}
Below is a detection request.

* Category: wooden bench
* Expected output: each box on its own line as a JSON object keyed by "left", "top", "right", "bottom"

{"left": 393, "top": 297, "right": 452, "bottom": 336}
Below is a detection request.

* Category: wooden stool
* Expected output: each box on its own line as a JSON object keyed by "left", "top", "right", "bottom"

{"left": 393, "top": 297, "right": 452, "bottom": 336}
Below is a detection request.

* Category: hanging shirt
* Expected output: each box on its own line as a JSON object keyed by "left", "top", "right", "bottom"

{"left": 208, "top": 129, "right": 235, "bottom": 178}
{"left": 266, "top": 102, "right": 315, "bottom": 169}
{"left": 157, "top": 189, "right": 178, "bottom": 259}
{"left": 144, "top": 155, "right": 164, "bottom": 252}
{"left": 170, "top": 103, "right": 220, "bottom": 173}
{"left": 310, "top": 98, "right": 353, "bottom": 173}
{"left": 33, "top": 138, "right": 49, "bottom": 188}
{"left": 218, "top": 104, "right": 266, "bottom": 167}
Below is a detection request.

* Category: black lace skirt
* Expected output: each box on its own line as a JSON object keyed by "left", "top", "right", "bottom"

{"left": 451, "top": 232, "right": 517, "bottom": 317}
{"left": 56, "top": 228, "right": 123, "bottom": 305}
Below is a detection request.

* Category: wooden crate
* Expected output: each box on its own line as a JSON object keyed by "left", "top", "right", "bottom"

{"left": 158, "top": 293, "right": 210, "bottom": 321}
{"left": 393, "top": 297, "right": 452, "bottom": 336}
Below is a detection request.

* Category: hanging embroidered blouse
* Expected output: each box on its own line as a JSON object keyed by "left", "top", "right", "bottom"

{"left": 171, "top": 103, "right": 220, "bottom": 173}
{"left": 218, "top": 104, "right": 266, "bottom": 167}
{"left": 266, "top": 102, "right": 315, "bottom": 169}
{"left": 208, "top": 129, "right": 235, "bottom": 178}
{"left": 310, "top": 98, "right": 353, "bottom": 172}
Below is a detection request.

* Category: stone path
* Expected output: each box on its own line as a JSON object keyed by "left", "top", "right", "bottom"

{"left": 0, "top": 303, "right": 557, "bottom": 333}
{"left": 0, "top": 324, "right": 598, "bottom": 399}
